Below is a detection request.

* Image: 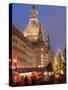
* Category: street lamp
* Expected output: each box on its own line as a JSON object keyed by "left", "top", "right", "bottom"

{"left": 13, "top": 59, "right": 17, "bottom": 64}
{"left": 60, "top": 70, "right": 64, "bottom": 75}
{"left": 13, "top": 58, "right": 18, "bottom": 69}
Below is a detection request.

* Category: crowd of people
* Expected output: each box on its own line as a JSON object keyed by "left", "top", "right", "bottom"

{"left": 9, "top": 71, "right": 66, "bottom": 86}
{"left": 18, "top": 75, "right": 42, "bottom": 86}
{"left": 12, "top": 72, "right": 44, "bottom": 86}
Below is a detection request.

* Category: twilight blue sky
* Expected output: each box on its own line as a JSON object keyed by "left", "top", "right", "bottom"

{"left": 12, "top": 3, "right": 66, "bottom": 52}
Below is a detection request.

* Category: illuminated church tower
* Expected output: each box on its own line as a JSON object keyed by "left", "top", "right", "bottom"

{"left": 23, "top": 5, "right": 52, "bottom": 68}
{"left": 23, "top": 5, "right": 44, "bottom": 42}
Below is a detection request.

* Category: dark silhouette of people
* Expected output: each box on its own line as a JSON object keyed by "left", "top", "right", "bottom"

{"left": 24, "top": 76, "right": 29, "bottom": 86}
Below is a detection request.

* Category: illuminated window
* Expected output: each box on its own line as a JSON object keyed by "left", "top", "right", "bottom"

{"left": 41, "top": 64, "right": 44, "bottom": 67}
{"left": 41, "top": 54, "right": 44, "bottom": 58}
{"left": 41, "top": 48, "right": 44, "bottom": 51}
{"left": 41, "top": 58, "right": 44, "bottom": 61}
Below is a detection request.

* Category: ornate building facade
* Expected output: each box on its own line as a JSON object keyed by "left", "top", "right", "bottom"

{"left": 11, "top": 6, "right": 53, "bottom": 70}
{"left": 12, "top": 25, "right": 35, "bottom": 68}
{"left": 23, "top": 6, "right": 53, "bottom": 68}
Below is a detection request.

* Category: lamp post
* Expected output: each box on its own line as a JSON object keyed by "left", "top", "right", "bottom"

{"left": 13, "top": 58, "right": 18, "bottom": 69}
{"left": 12, "top": 58, "right": 19, "bottom": 85}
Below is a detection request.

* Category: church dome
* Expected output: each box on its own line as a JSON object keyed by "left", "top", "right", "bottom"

{"left": 23, "top": 5, "right": 44, "bottom": 42}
